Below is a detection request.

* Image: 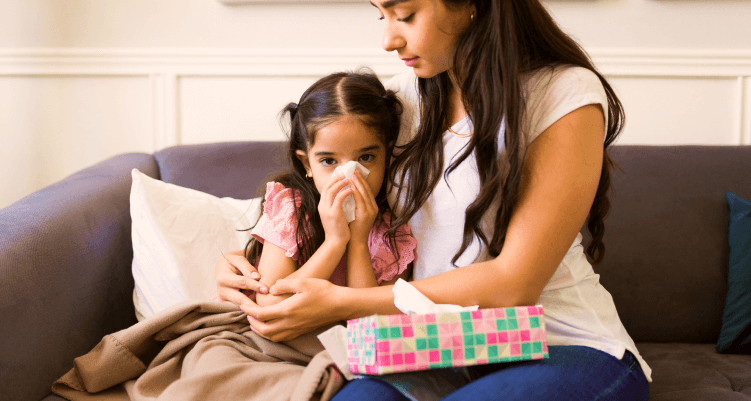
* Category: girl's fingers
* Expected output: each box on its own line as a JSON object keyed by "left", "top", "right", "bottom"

{"left": 348, "top": 180, "right": 372, "bottom": 218}
{"left": 352, "top": 171, "right": 376, "bottom": 202}
{"left": 331, "top": 183, "right": 354, "bottom": 210}
{"left": 321, "top": 175, "right": 350, "bottom": 206}
{"left": 350, "top": 173, "right": 377, "bottom": 213}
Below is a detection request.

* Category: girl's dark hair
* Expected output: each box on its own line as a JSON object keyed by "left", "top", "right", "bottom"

{"left": 244, "top": 69, "right": 404, "bottom": 266}
{"left": 389, "top": 0, "right": 624, "bottom": 266}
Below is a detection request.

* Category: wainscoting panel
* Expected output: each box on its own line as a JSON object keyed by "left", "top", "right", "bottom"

{"left": 609, "top": 76, "right": 740, "bottom": 145}
{"left": 0, "top": 75, "right": 152, "bottom": 208}
{"left": 178, "top": 76, "right": 322, "bottom": 144}
{"left": 1, "top": 48, "right": 750, "bottom": 208}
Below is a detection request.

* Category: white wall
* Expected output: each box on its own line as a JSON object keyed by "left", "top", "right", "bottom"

{"left": 1, "top": 0, "right": 750, "bottom": 208}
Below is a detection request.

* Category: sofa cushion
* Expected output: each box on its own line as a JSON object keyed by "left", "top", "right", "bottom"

{"left": 716, "top": 192, "right": 751, "bottom": 354}
{"left": 129, "top": 169, "right": 262, "bottom": 321}
{"left": 592, "top": 146, "right": 751, "bottom": 343}
{"left": 639, "top": 343, "right": 751, "bottom": 400}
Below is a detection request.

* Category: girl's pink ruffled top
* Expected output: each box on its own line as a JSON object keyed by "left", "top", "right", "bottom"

{"left": 250, "top": 181, "right": 416, "bottom": 286}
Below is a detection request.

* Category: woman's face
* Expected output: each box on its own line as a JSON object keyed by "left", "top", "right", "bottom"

{"left": 296, "top": 115, "right": 387, "bottom": 197}
{"left": 371, "top": 0, "right": 475, "bottom": 78}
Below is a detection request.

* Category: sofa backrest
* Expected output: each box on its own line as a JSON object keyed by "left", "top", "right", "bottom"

{"left": 156, "top": 142, "right": 751, "bottom": 344}
{"left": 154, "top": 141, "right": 289, "bottom": 200}
{"left": 591, "top": 145, "right": 751, "bottom": 343}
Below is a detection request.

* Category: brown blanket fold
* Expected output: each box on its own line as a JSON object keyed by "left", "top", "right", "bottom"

{"left": 52, "top": 300, "right": 346, "bottom": 401}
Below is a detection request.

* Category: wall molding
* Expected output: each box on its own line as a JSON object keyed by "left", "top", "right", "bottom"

{"left": 2, "top": 47, "right": 750, "bottom": 147}
{"left": 2, "top": 47, "right": 751, "bottom": 78}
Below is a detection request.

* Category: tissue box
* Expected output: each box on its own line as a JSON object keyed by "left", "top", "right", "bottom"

{"left": 347, "top": 305, "right": 548, "bottom": 375}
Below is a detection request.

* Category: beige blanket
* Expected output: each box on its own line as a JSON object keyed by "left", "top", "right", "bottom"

{"left": 52, "top": 300, "right": 346, "bottom": 401}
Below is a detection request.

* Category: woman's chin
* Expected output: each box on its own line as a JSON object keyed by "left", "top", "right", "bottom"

{"left": 412, "top": 67, "right": 437, "bottom": 79}
{"left": 410, "top": 64, "right": 450, "bottom": 79}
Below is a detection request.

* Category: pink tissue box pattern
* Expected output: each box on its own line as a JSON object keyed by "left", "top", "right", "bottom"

{"left": 346, "top": 305, "right": 549, "bottom": 375}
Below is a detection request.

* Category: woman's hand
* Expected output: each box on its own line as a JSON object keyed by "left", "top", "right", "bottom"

{"left": 318, "top": 174, "right": 353, "bottom": 245}
{"left": 215, "top": 250, "right": 268, "bottom": 311}
{"left": 246, "top": 277, "right": 348, "bottom": 342}
{"left": 347, "top": 170, "right": 379, "bottom": 245}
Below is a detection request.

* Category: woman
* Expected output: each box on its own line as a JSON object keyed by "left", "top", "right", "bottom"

{"left": 216, "top": 0, "right": 651, "bottom": 399}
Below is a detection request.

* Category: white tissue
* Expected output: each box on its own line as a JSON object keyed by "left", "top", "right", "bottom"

{"left": 332, "top": 161, "right": 370, "bottom": 222}
{"left": 317, "top": 326, "right": 356, "bottom": 380}
{"left": 392, "top": 279, "right": 479, "bottom": 314}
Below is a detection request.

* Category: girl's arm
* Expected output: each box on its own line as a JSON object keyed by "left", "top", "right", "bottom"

{"left": 257, "top": 173, "right": 355, "bottom": 304}
{"left": 345, "top": 170, "right": 380, "bottom": 288}
{"left": 346, "top": 242, "right": 378, "bottom": 288}
{"left": 255, "top": 239, "right": 347, "bottom": 306}
{"left": 255, "top": 242, "right": 298, "bottom": 307}
{"left": 242, "top": 104, "right": 604, "bottom": 341}
{"left": 283, "top": 239, "right": 347, "bottom": 282}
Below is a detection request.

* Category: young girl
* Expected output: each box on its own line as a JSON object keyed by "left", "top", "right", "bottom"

{"left": 244, "top": 70, "right": 415, "bottom": 307}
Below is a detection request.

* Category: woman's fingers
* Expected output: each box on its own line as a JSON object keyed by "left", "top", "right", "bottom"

{"left": 215, "top": 252, "right": 268, "bottom": 297}
{"left": 245, "top": 278, "right": 344, "bottom": 342}
{"left": 268, "top": 277, "right": 301, "bottom": 296}
{"left": 218, "top": 286, "right": 259, "bottom": 311}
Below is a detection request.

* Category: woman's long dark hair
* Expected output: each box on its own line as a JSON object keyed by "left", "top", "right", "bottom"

{"left": 388, "top": 0, "right": 624, "bottom": 266}
{"left": 244, "top": 70, "right": 403, "bottom": 266}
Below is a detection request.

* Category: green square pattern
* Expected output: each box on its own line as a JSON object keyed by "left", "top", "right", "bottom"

{"left": 347, "top": 306, "right": 549, "bottom": 375}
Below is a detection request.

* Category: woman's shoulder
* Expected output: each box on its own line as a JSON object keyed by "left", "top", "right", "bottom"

{"left": 384, "top": 71, "right": 418, "bottom": 95}
{"left": 384, "top": 72, "right": 421, "bottom": 146}
{"left": 523, "top": 65, "right": 609, "bottom": 143}
{"left": 524, "top": 65, "right": 605, "bottom": 102}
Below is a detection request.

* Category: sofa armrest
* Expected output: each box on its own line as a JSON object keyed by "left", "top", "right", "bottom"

{"left": 0, "top": 153, "right": 159, "bottom": 401}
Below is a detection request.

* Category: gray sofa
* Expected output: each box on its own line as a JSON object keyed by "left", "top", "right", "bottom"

{"left": 1, "top": 142, "right": 750, "bottom": 401}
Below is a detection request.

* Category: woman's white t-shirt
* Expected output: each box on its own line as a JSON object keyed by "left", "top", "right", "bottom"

{"left": 385, "top": 66, "right": 652, "bottom": 382}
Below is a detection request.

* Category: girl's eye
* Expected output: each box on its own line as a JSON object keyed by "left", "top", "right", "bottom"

{"left": 320, "top": 158, "right": 336, "bottom": 167}
{"left": 359, "top": 154, "right": 375, "bottom": 163}
{"left": 397, "top": 13, "right": 414, "bottom": 22}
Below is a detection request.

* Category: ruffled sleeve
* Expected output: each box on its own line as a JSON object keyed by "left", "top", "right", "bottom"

{"left": 250, "top": 181, "right": 305, "bottom": 260}
{"left": 368, "top": 212, "right": 416, "bottom": 284}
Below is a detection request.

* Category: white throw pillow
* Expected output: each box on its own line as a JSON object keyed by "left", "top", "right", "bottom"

{"left": 130, "top": 169, "right": 262, "bottom": 321}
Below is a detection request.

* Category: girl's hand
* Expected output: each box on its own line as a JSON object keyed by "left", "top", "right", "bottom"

{"left": 246, "top": 278, "right": 347, "bottom": 342}
{"left": 347, "top": 170, "right": 379, "bottom": 245}
{"left": 215, "top": 250, "right": 268, "bottom": 311}
{"left": 318, "top": 174, "right": 353, "bottom": 245}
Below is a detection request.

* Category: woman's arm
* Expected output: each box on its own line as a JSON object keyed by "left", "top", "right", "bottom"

{"left": 412, "top": 104, "right": 604, "bottom": 307}
{"left": 243, "top": 104, "right": 605, "bottom": 341}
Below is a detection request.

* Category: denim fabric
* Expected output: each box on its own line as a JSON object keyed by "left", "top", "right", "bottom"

{"left": 332, "top": 345, "right": 649, "bottom": 401}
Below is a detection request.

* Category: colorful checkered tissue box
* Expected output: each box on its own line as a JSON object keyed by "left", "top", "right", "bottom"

{"left": 346, "top": 305, "right": 548, "bottom": 375}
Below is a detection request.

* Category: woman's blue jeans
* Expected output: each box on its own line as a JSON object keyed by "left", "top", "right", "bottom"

{"left": 331, "top": 345, "right": 649, "bottom": 401}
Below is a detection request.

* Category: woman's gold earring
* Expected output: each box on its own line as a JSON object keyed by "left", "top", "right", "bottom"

{"left": 306, "top": 171, "right": 313, "bottom": 180}
{"left": 471, "top": 13, "right": 475, "bottom": 22}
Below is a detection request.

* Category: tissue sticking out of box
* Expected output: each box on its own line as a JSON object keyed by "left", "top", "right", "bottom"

{"left": 393, "top": 279, "right": 478, "bottom": 314}
{"left": 332, "top": 161, "right": 370, "bottom": 223}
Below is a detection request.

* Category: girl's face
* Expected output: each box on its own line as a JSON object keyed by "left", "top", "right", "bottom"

{"left": 371, "top": 0, "right": 475, "bottom": 78}
{"left": 296, "top": 116, "right": 387, "bottom": 197}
